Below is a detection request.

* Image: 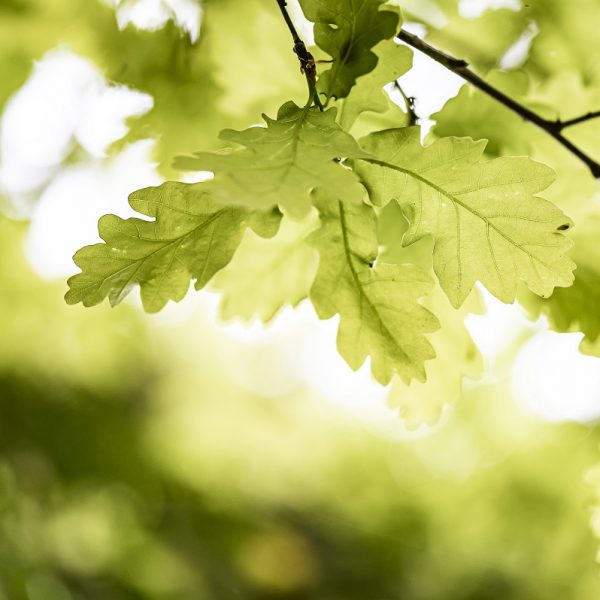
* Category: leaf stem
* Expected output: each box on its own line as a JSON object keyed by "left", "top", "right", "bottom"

{"left": 276, "top": 0, "right": 323, "bottom": 110}
{"left": 396, "top": 28, "right": 600, "bottom": 178}
{"left": 393, "top": 80, "right": 418, "bottom": 126}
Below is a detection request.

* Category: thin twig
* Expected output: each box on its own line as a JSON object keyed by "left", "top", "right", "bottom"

{"left": 397, "top": 28, "right": 600, "bottom": 178}
{"left": 393, "top": 80, "right": 418, "bottom": 126}
{"left": 556, "top": 110, "right": 600, "bottom": 130}
{"left": 276, "top": 0, "right": 323, "bottom": 110}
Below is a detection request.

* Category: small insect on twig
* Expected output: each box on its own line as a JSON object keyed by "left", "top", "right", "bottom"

{"left": 276, "top": 0, "right": 331, "bottom": 110}
{"left": 293, "top": 40, "right": 328, "bottom": 109}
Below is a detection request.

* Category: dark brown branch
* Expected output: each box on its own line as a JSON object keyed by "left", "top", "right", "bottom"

{"left": 276, "top": 0, "right": 301, "bottom": 43}
{"left": 556, "top": 110, "right": 600, "bottom": 130}
{"left": 396, "top": 28, "right": 600, "bottom": 178}
{"left": 276, "top": 0, "right": 322, "bottom": 110}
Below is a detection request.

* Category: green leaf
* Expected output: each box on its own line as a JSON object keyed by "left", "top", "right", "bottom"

{"left": 308, "top": 192, "right": 439, "bottom": 385}
{"left": 213, "top": 215, "right": 319, "bottom": 323}
{"left": 65, "top": 182, "right": 281, "bottom": 312}
{"left": 205, "top": 0, "right": 306, "bottom": 120}
{"left": 377, "top": 199, "right": 483, "bottom": 427}
{"left": 354, "top": 127, "right": 575, "bottom": 308}
{"left": 525, "top": 0, "right": 600, "bottom": 83}
{"left": 426, "top": 7, "right": 527, "bottom": 72}
{"left": 298, "top": 0, "right": 400, "bottom": 100}
{"left": 519, "top": 211, "right": 600, "bottom": 349}
{"left": 174, "top": 102, "right": 367, "bottom": 218}
{"left": 432, "top": 70, "right": 600, "bottom": 163}
{"left": 390, "top": 0, "right": 450, "bottom": 29}
{"left": 387, "top": 286, "right": 483, "bottom": 428}
{"left": 432, "top": 71, "right": 534, "bottom": 157}
{"left": 339, "top": 39, "right": 413, "bottom": 131}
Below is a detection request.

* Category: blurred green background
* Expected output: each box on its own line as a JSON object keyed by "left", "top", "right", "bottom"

{"left": 2, "top": 1, "right": 600, "bottom": 598}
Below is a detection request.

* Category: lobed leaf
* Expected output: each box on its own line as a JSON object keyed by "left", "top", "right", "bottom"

{"left": 425, "top": 7, "right": 527, "bottom": 72}
{"left": 66, "top": 182, "right": 281, "bottom": 312}
{"left": 299, "top": 0, "right": 400, "bottom": 100}
{"left": 339, "top": 39, "right": 413, "bottom": 131}
{"left": 354, "top": 127, "right": 575, "bottom": 307}
{"left": 213, "top": 215, "right": 319, "bottom": 323}
{"left": 519, "top": 212, "right": 600, "bottom": 350}
{"left": 308, "top": 192, "right": 439, "bottom": 385}
{"left": 525, "top": 0, "right": 600, "bottom": 83}
{"left": 377, "top": 199, "right": 483, "bottom": 427}
{"left": 432, "top": 70, "right": 533, "bottom": 158}
{"left": 387, "top": 287, "right": 483, "bottom": 428}
{"left": 174, "top": 102, "right": 367, "bottom": 218}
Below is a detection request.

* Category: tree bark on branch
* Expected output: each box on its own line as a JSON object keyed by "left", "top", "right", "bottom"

{"left": 396, "top": 28, "right": 600, "bottom": 178}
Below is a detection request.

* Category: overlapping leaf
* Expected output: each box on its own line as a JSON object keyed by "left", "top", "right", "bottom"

{"left": 354, "top": 127, "right": 575, "bottom": 307}
{"left": 432, "top": 71, "right": 534, "bottom": 157}
{"left": 299, "top": 0, "right": 399, "bottom": 100}
{"left": 213, "top": 215, "right": 319, "bottom": 323}
{"left": 339, "top": 39, "right": 413, "bottom": 131}
{"left": 66, "top": 182, "right": 281, "bottom": 312}
{"left": 308, "top": 192, "right": 439, "bottom": 385}
{"left": 377, "top": 200, "right": 483, "bottom": 427}
{"left": 519, "top": 211, "right": 600, "bottom": 352}
{"left": 525, "top": 0, "right": 600, "bottom": 83}
{"left": 426, "top": 7, "right": 527, "bottom": 72}
{"left": 174, "top": 102, "right": 367, "bottom": 218}
{"left": 387, "top": 287, "right": 483, "bottom": 428}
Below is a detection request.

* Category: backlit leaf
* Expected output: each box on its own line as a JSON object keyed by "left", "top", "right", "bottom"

{"left": 174, "top": 101, "right": 367, "bottom": 218}
{"left": 66, "top": 181, "right": 281, "bottom": 312}
{"left": 378, "top": 199, "right": 483, "bottom": 427}
{"left": 354, "top": 127, "right": 575, "bottom": 307}
{"left": 298, "top": 0, "right": 400, "bottom": 100}
{"left": 339, "top": 39, "right": 413, "bottom": 131}
{"left": 519, "top": 211, "right": 600, "bottom": 350}
{"left": 213, "top": 215, "right": 319, "bottom": 323}
{"left": 308, "top": 192, "right": 439, "bottom": 385}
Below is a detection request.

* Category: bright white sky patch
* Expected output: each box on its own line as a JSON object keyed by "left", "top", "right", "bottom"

{"left": 465, "top": 287, "right": 541, "bottom": 371}
{"left": 76, "top": 85, "right": 153, "bottom": 157}
{"left": 511, "top": 331, "right": 600, "bottom": 423}
{"left": 25, "top": 140, "right": 161, "bottom": 279}
{"left": 0, "top": 48, "right": 153, "bottom": 213}
{"left": 287, "top": 0, "right": 315, "bottom": 47}
{"left": 500, "top": 21, "right": 539, "bottom": 69}
{"left": 104, "top": 0, "right": 203, "bottom": 42}
{"left": 0, "top": 48, "right": 159, "bottom": 278}
{"left": 459, "top": 0, "right": 521, "bottom": 18}
{"left": 397, "top": 24, "right": 464, "bottom": 137}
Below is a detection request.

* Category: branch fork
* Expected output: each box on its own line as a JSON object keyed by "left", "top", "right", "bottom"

{"left": 397, "top": 28, "right": 600, "bottom": 178}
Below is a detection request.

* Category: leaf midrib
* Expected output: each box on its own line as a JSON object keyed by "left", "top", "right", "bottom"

{"left": 78, "top": 209, "right": 227, "bottom": 301}
{"left": 338, "top": 201, "right": 410, "bottom": 365}
{"left": 360, "top": 157, "right": 557, "bottom": 273}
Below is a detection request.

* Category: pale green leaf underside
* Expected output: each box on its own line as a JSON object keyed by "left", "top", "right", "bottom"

{"left": 299, "top": 0, "right": 400, "bottom": 100}
{"left": 309, "top": 192, "right": 439, "bottom": 385}
{"left": 526, "top": 265, "right": 600, "bottom": 342}
{"left": 66, "top": 182, "right": 280, "bottom": 313}
{"left": 174, "top": 102, "right": 367, "bottom": 219}
{"left": 519, "top": 213, "right": 600, "bottom": 349}
{"left": 213, "top": 215, "right": 319, "bottom": 323}
{"left": 339, "top": 39, "right": 413, "bottom": 131}
{"left": 354, "top": 127, "right": 575, "bottom": 308}
{"left": 387, "top": 286, "right": 483, "bottom": 429}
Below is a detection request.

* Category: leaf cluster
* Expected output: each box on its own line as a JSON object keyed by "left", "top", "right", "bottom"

{"left": 65, "top": 0, "right": 584, "bottom": 424}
